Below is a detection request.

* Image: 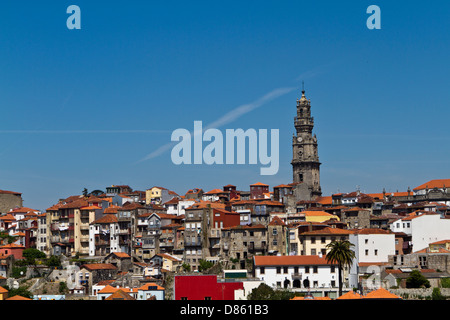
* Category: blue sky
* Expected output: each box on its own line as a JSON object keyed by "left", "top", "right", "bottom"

{"left": 1, "top": 1, "right": 449, "bottom": 210}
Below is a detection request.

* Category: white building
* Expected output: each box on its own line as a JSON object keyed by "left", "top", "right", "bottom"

{"left": 89, "top": 214, "right": 120, "bottom": 257}
{"left": 389, "top": 211, "right": 450, "bottom": 252}
{"left": 253, "top": 255, "right": 339, "bottom": 296}
{"left": 348, "top": 228, "right": 395, "bottom": 289}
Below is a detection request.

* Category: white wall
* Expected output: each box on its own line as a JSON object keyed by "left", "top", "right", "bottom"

{"left": 411, "top": 214, "right": 450, "bottom": 252}
{"left": 255, "top": 264, "right": 337, "bottom": 289}
{"left": 349, "top": 232, "right": 395, "bottom": 288}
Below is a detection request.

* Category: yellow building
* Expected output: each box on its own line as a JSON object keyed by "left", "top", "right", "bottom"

{"left": 146, "top": 187, "right": 165, "bottom": 204}
{"left": 298, "top": 226, "right": 354, "bottom": 256}
{"left": 429, "top": 239, "right": 450, "bottom": 253}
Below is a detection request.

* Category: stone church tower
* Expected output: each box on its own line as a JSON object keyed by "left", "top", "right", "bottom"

{"left": 291, "top": 89, "right": 322, "bottom": 201}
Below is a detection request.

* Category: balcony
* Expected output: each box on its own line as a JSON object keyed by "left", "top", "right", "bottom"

{"left": 291, "top": 272, "right": 302, "bottom": 280}
{"left": 248, "top": 243, "right": 266, "bottom": 251}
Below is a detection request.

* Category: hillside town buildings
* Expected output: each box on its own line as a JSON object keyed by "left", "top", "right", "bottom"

{"left": 1, "top": 91, "right": 450, "bottom": 301}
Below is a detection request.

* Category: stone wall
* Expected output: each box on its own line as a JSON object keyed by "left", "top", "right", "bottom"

{"left": 391, "top": 288, "right": 450, "bottom": 299}
{"left": 0, "top": 193, "right": 23, "bottom": 213}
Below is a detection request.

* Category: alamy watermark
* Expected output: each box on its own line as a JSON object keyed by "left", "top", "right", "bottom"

{"left": 170, "top": 121, "right": 279, "bottom": 175}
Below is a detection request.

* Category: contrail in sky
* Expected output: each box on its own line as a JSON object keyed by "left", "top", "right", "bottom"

{"left": 137, "top": 86, "right": 296, "bottom": 163}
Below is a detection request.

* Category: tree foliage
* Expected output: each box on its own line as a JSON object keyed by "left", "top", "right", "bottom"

{"left": 247, "top": 283, "right": 294, "bottom": 300}
{"left": 22, "top": 248, "right": 46, "bottom": 265}
{"left": 406, "top": 270, "right": 430, "bottom": 288}
{"left": 198, "top": 259, "right": 214, "bottom": 272}
{"left": 325, "top": 240, "right": 356, "bottom": 296}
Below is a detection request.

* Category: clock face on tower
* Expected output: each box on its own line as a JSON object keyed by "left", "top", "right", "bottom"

{"left": 297, "top": 137, "right": 303, "bottom": 143}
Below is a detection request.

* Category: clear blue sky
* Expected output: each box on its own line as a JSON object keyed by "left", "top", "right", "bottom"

{"left": 1, "top": 1, "right": 449, "bottom": 210}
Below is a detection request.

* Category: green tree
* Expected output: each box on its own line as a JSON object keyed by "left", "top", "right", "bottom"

{"left": 248, "top": 283, "right": 275, "bottom": 300}
{"left": 406, "top": 270, "right": 430, "bottom": 288}
{"left": 432, "top": 287, "right": 446, "bottom": 300}
{"left": 59, "top": 281, "right": 68, "bottom": 294}
{"left": 198, "top": 259, "right": 214, "bottom": 272}
{"left": 182, "top": 263, "right": 191, "bottom": 272}
{"left": 4, "top": 285, "right": 33, "bottom": 299}
{"left": 90, "top": 189, "right": 105, "bottom": 196}
{"left": 247, "top": 283, "right": 294, "bottom": 300}
{"left": 22, "top": 248, "right": 46, "bottom": 265}
{"left": 0, "top": 232, "right": 15, "bottom": 244}
{"left": 46, "top": 255, "right": 61, "bottom": 268}
{"left": 82, "top": 188, "right": 89, "bottom": 197}
{"left": 325, "top": 240, "right": 356, "bottom": 297}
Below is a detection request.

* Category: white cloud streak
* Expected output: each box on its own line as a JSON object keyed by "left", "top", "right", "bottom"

{"left": 138, "top": 86, "right": 296, "bottom": 162}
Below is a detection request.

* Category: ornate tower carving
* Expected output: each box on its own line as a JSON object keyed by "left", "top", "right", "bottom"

{"left": 291, "top": 89, "right": 322, "bottom": 200}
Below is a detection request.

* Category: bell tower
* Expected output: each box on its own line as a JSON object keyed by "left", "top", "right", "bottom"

{"left": 291, "top": 89, "right": 322, "bottom": 200}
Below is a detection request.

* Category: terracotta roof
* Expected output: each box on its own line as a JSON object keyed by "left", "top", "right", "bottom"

{"left": 6, "top": 295, "right": 32, "bottom": 300}
{"left": 414, "top": 179, "right": 450, "bottom": 191}
{"left": 351, "top": 228, "right": 393, "bottom": 235}
{"left": 337, "top": 291, "right": 363, "bottom": 300}
{"left": 0, "top": 286, "right": 8, "bottom": 293}
{"left": 250, "top": 182, "right": 268, "bottom": 186}
{"left": 105, "top": 289, "right": 135, "bottom": 300}
{"left": 92, "top": 214, "right": 118, "bottom": 224}
{"left": 303, "top": 210, "right": 337, "bottom": 217}
{"left": 120, "top": 202, "right": 145, "bottom": 210}
{"left": 430, "top": 239, "right": 450, "bottom": 245}
{"left": 0, "top": 189, "right": 21, "bottom": 195}
{"left": 316, "top": 196, "right": 333, "bottom": 205}
{"left": 256, "top": 200, "right": 284, "bottom": 207}
{"left": 111, "top": 252, "right": 130, "bottom": 258}
{"left": 139, "top": 282, "right": 165, "bottom": 291}
{"left": 81, "top": 263, "right": 117, "bottom": 271}
{"left": 269, "top": 216, "right": 286, "bottom": 226}
{"left": 300, "top": 227, "right": 354, "bottom": 236}
{"left": 0, "top": 214, "right": 16, "bottom": 221}
{"left": 60, "top": 199, "right": 89, "bottom": 209}
{"left": 0, "top": 243, "right": 25, "bottom": 249}
{"left": 103, "top": 205, "right": 121, "bottom": 214}
{"left": 204, "top": 189, "right": 224, "bottom": 195}
{"left": 186, "top": 201, "right": 226, "bottom": 210}
{"left": 9, "top": 207, "right": 39, "bottom": 214}
{"left": 273, "top": 184, "right": 293, "bottom": 188}
{"left": 163, "top": 198, "right": 180, "bottom": 205}
{"left": 80, "top": 205, "right": 102, "bottom": 211}
{"left": 364, "top": 287, "right": 402, "bottom": 299}
{"left": 254, "top": 255, "right": 336, "bottom": 266}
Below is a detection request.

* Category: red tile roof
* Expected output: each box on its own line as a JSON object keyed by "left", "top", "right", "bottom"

{"left": 254, "top": 255, "right": 336, "bottom": 266}
{"left": 414, "top": 179, "right": 450, "bottom": 191}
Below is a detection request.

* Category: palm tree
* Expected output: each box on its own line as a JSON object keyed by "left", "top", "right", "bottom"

{"left": 325, "top": 240, "right": 356, "bottom": 297}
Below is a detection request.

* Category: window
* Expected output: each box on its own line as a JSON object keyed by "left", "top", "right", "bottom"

{"left": 313, "top": 266, "right": 318, "bottom": 273}
{"left": 365, "top": 239, "right": 368, "bottom": 244}
{"left": 260, "top": 267, "right": 265, "bottom": 274}
{"left": 276, "top": 267, "right": 281, "bottom": 274}
{"left": 311, "top": 249, "right": 316, "bottom": 255}
{"left": 365, "top": 249, "right": 369, "bottom": 256}
{"left": 311, "top": 237, "right": 316, "bottom": 244}
{"left": 374, "top": 249, "right": 378, "bottom": 256}
{"left": 321, "top": 237, "right": 326, "bottom": 244}
{"left": 283, "top": 267, "right": 288, "bottom": 274}
{"left": 305, "top": 266, "right": 310, "bottom": 273}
